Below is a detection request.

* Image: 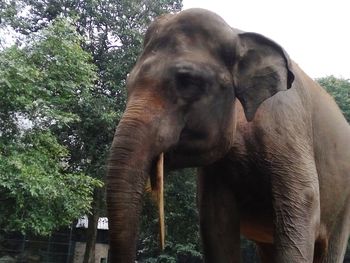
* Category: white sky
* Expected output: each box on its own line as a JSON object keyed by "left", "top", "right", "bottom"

{"left": 183, "top": 0, "right": 350, "bottom": 79}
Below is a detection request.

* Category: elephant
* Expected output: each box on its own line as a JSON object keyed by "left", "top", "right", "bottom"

{"left": 106, "top": 8, "right": 350, "bottom": 263}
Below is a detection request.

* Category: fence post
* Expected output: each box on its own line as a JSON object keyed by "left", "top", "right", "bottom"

{"left": 66, "top": 225, "right": 74, "bottom": 263}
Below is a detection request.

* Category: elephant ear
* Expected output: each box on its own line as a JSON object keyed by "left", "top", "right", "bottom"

{"left": 233, "top": 32, "right": 294, "bottom": 121}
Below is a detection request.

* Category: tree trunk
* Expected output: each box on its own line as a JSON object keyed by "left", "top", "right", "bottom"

{"left": 83, "top": 191, "right": 100, "bottom": 263}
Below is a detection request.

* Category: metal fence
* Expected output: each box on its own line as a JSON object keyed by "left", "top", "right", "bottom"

{"left": 0, "top": 229, "right": 74, "bottom": 263}
{"left": 1, "top": 230, "right": 349, "bottom": 263}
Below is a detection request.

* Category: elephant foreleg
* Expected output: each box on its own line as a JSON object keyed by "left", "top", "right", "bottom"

{"left": 198, "top": 167, "right": 241, "bottom": 263}
{"left": 319, "top": 202, "right": 350, "bottom": 263}
{"left": 271, "top": 156, "right": 320, "bottom": 263}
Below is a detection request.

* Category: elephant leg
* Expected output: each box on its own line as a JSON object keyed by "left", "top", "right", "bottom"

{"left": 270, "top": 156, "right": 320, "bottom": 263}
{"left": 318, "top": 205, "right": 350, "bottom": 263}
{"left": 256, "top": 242, "right": 275, "bottom": 263}
{"left": 198, "top": 167, "right": 241, "bottom": 263}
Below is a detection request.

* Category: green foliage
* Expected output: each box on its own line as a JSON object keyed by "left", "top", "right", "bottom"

{"left": 1, "top": 0, "right": 182, "bottom": 188}
{"left": 0, "top": 46, "right": 38, "bottom": 137}
{"left": 0, "top": 18, "right": 101, "bottom": 235}
{"left": 0, "top": 131, "right": 102, "bottom": 235}
{"left": 1, "top": 0, "right": 183, "bottom": 112}
{"left": 317, "top": 76, "right": 350, "bottom": 122}
{"left": 0, "top": 18, "right": 97, "bottom": 135}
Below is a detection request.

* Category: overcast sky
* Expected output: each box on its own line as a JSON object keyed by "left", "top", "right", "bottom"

{"left": 183, "top": 0, "right": 350, "bottom": 79}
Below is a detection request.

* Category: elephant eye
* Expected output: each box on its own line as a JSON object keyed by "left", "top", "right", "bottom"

{"left": 175, "top": 72, "right": 206, "bottom": 100}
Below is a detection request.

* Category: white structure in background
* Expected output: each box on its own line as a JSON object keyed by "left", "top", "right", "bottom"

{"left": 74, "top": 216, "right": 109, "bottom": 263}
{"left": 76, "top": 216, "right": 109, "bottom": 230}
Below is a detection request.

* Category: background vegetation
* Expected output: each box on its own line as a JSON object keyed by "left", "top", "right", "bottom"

{"left": 1, "top": 0, "right": 349, "bottom": 262}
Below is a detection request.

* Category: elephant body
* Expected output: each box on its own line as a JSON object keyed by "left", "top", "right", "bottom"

{"left": 198, "top": 64, "right": 350, "bottom": 262}
{"left": 107, "top": 8, "right": 350, "bottom": 262}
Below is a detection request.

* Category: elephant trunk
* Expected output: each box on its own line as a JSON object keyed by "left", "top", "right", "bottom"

{"left": 107, "top": 96, "right": 179, "bottom": 262}
{"left": 107, "top": 121, "right": 149, "bottom": 262}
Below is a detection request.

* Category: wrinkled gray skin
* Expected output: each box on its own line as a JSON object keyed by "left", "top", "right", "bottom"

{"left": 107, "top": 8, "right": 350, "bottom": 263}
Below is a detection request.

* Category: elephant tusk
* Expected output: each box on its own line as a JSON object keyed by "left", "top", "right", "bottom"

{"left": 144, "top": 153, "right": 165, "bottom": 250}
{"left": 156, "top": 152, "right": 165, "bottom": 250}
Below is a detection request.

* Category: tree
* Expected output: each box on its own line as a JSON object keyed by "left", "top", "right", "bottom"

{"left": 0, "top": 18, "right": 101, "bottom": 235}
{"left": 317, "top": 76, "right": 350, "bottom": 122}
{"left": 1, "top": 1, "right": 182, "bottom": 262}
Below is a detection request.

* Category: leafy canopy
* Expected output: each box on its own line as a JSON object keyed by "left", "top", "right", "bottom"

{"left": 317, "top": 76, "right": 350, "bottom": 122}
{"left": 0, "top": 18, "right": 102, "bottom": 235}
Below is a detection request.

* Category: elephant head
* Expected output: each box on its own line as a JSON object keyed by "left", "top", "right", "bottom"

{"left": 107, "top": 8, "right": 294, "bottom": 262}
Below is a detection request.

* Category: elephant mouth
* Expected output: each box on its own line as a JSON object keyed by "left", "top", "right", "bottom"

{"left": 179, "top": 127, "right": 207, "bottom": 142}
{"left": 163, "top": 127, "right": 213, "bottom": 169}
